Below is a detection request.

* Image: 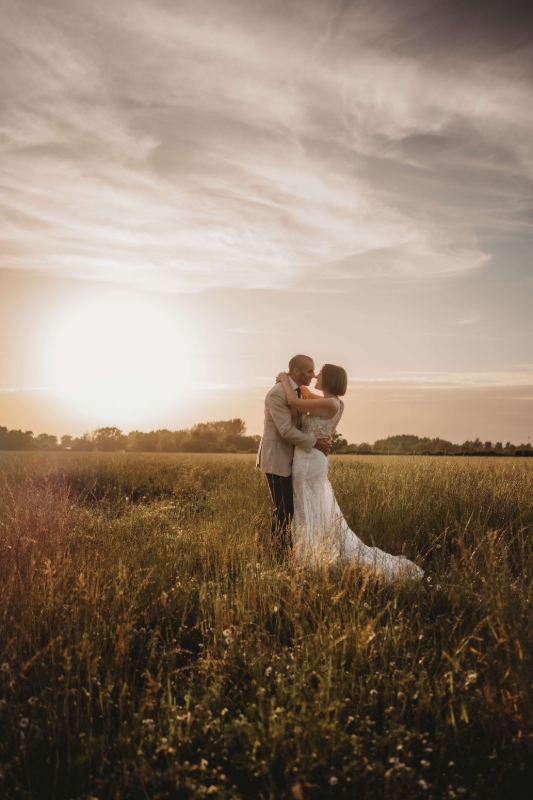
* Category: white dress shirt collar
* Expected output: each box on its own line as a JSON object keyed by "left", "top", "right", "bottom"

{"left": 288, "top": 376, "right": 299, "bottom": 391}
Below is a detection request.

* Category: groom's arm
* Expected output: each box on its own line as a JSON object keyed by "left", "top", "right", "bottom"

{"left": 268, "top": 390, "right": 316, "bottom": 453}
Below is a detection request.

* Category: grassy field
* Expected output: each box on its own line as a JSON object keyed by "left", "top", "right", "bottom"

{"left": 0, "top": 453, "right": 532, "bottom": 799}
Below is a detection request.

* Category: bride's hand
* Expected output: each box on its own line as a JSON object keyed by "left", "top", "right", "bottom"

{"left": 275, "top": 371, "right": 288, "bottom": 383}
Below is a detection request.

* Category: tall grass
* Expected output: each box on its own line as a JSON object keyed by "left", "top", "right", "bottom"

{"left": 0, "top": 453, "right": 532, "bottom": 799}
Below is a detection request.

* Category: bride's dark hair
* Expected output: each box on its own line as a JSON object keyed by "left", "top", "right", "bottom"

{"left": 321, "top": 364, "right": 347, "bottom": 396}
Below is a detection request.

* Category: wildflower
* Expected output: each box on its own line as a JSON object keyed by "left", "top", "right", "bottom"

{"left": 265, "top": 667, "right": 272, "bottom": 677}
{"left": 370, "top": 689, "right": 378, "bottom": 696}
{"left": 142, "top": 718, "right": 154, "bottom": 730}
{"left": 0, "top": 663, "right": 9, "bottom": 673}
{"left": 222, "top": 629, "right": 232, "bottom": 644}
{"left": 420, "top": 759, "right": 431, "bottom": 768}
{"left": 329, "top": 776, "right": 338, "bottom": 786}
{"left": 19, "top": 718, "right": 29, "bottom": 728}
{"left": 465, "top": 671, "right": 477, "bottom": 686}
{"left": 418, "top": 779, "right": 429, "bottom": 790}
{"left": 397, "top": 691, "right": 406, "bottom": 701}
{"left": 27, "top": 697, "right": 39, "bottom": 706}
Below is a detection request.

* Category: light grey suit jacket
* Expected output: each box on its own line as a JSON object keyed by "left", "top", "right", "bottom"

{"left": 256, "top": 383, "right": 316, "bottom": 477}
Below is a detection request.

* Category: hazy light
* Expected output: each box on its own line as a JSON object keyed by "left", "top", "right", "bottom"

{"left": 46, "top": 296, "right": 189, "bottom": 424}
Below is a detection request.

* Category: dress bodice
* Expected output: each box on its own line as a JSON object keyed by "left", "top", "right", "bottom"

{"left": 301, "top": 398, "right": 344, "bottom": 439}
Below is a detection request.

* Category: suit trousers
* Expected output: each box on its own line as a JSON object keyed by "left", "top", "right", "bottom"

{"left": 265, "top": 472, "right": 294, "bottom": 561}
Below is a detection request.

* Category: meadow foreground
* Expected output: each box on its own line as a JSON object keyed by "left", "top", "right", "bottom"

{"left": 0, "top": 453, "right": 532, "bottom": 799}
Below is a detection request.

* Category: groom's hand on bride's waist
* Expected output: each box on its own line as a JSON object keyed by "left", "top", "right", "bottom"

{"left": 313, "top": 438, "right": 331, "bottom": 456}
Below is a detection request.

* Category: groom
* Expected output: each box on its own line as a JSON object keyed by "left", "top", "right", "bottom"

{"left": 256, "top": 354, "right": 330, "bottom": 561}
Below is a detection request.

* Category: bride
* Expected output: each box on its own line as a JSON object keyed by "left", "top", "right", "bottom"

{"left": 277, "top": 365, "right": 424, "bottom": 581}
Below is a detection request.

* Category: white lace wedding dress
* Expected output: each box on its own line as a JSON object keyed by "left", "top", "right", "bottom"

{"left": 292, "top": 399, "right": 423, "bottom": 581}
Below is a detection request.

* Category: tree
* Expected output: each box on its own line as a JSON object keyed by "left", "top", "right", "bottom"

{"left": 0, "top": 427, "right": 35, "bottom": 450}
{"left": 72, "top": 434, "right": 94, "bottom": 452}
{"left": 159, "top": 430, "right": 190, "bottom": 452}
{"left": 190, "top": 419, "right": 246, "bottom": 441}
{"left": 35, "top": 433, "right": 58, "bottom": 450}
{"left": 126, "top": 430, "right": 160, "bottom": 452}
{"left": 224, "top": 433, "right": 261, "bottom": 451}
{"left": 93, "top": 427, "right": 126, "bottom": 452}
{"left": 60, "top": 435, "right": 73, "bottom": 449}
{"left": 330, "top": 431, "right": 348, "bottom": 454}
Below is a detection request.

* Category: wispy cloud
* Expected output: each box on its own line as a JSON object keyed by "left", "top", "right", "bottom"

{"left": 0, "top": 387, "right": 52, "bottom": 393}
{"left": 349, "top": 370, "right": 533, "bottom": 389}
{"left": 0, "top": 0, "right": 531, "bottom": 291}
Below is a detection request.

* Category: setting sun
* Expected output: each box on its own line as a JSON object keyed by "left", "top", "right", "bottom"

{"left": 46, "top": 296, "right": 189, "bottom": 424}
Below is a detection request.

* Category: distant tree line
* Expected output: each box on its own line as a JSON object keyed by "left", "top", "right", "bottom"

{"left": 1, "top": 424, "right": 531, "bottom": 456}
{"left": 337, "top": 433, "right": 533, "bottom": 456}
{"left": 0, "top": 420, "right": 260, "bottom": 454}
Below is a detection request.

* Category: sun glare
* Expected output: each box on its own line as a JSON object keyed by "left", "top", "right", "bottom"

{"left": 46, "top": 296, "right": 190, "bottom": 424}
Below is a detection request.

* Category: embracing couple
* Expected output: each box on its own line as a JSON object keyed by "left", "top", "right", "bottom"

{"left": 256, "top": 354, "right": 423, "bottom": 581}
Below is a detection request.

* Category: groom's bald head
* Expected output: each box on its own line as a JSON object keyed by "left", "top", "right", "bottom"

{"left": 289, "top": 354, "right": 312, "bottom": 372}
{"left": 288, "top": 354, "right": 315, "bottom": 386}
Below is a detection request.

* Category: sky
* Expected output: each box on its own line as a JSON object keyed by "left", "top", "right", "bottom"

{"left": 1, "top": 0, "right": 532, "bottom": 444}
